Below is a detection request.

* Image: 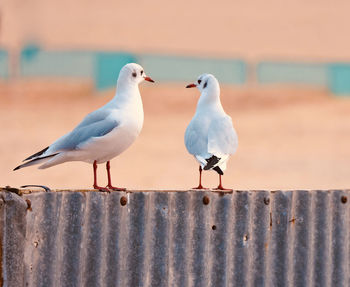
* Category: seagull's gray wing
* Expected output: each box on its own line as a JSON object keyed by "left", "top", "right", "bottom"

{"left": 184, "top": 119, "right": 208, "bottom": 156}
{"left": 53, "top": 118, "right": 119, "bottom": 151}
{"left": 208, "top": 116, "right": 238, "bottom": 155}
{"left": 74, "top": 107, "right": 112, "bottom": 130}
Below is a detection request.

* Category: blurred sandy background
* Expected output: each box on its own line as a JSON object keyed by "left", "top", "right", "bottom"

{"left": 3, "top": 0, "right": 350, "bottom": 60}
{"left": 1, "top": 0, "right": 350, "bottom": 190}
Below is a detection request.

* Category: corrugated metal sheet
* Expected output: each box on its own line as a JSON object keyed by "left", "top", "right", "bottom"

{"left": 1, "top": 190, "right": 350, "bottom": 286}
{"left": 0, "top": 191, "right": 27, "bottom": 287}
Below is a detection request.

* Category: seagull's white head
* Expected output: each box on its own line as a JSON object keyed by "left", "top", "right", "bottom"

{"left": 186, "top": 74, "right": 220, "bottom": 102}
{"left": 118, "top": 63, "right": 154, "bottom": 87}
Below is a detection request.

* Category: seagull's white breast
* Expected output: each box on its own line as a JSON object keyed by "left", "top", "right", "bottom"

{"left": 78, "top": 101, "right": 144, "bottom": 164}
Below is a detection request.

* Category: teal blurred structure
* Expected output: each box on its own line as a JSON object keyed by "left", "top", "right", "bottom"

{"left": 20, "top": 44, "right": 41, "bottom": 61}
{"left": 257, "top": 62, "right": 328, "bottom": 86}
{"left": 21, "top": 50, "right": 95, "bottom": 78}
{"left": 0, "top": 46, "right": 348, "bottom": 95}
{"left": 257, "top": 61, "right": 350, "bottom": 95}
{"left": 138, "top": 54, "right": 246, "bottom": 84}
{"left": 95, "top": 52, "right": 137, "bottom": 90}
{"left": 328, "top": 64, "right": 350, "bottom": 95}
{"left": 18, "top": 49, "right": 246, "bottom": 90}
{"left": 0, "top": 49, "right": 9, "bottom": 78}
{"left": 19, "top": 47, "right": 137, "bottom": 90}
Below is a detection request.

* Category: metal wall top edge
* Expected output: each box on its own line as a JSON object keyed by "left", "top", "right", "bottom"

{"left": 15, "top": 189, "right": 350, "bottom": 200}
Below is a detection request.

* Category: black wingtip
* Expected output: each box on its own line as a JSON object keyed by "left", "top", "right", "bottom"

{"left": 13, "top": 166, "right": 20, "bottom": 171}
{"left": 23, "top": 146, "right": 49, "bottom": 162}
{"left": 213, "top": 166, "right": 224, "bottom": 175}
{"left": 203, "top": 155, "right": 221, "bottom": 171}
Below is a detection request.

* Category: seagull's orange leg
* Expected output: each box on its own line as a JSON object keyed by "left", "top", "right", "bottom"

{"left": 215, "top": 174, "right": 232, "bottom": 191}
{"left": 93, "top": 161, "right": 110, "bottom": 192}
{"left": 106, "top": 161, "right": 126, "bottom": 191}
{"left": 192, "top": 166, "right": 208, "bottom": 190}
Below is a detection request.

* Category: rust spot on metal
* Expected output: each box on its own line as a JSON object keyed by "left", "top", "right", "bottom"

{"left": 341, "top": 196, "right": 347, "bottom": 204}
{"left": 269, "top": 212, "right": 272, "bottom": 228}
{"left": 120, "top": 196, "right": 127, "bottom": 206}
{"left": 212, "top": 225, "right": 217, "bottom": 230}
{"left": 25, "top": 199, "right": 32, "bottom": 211}
{"left": 203, "top": 196, "right": 210, "bottom": 205}
{"left": 264, "top": 197, "right": 270, "bottom": 205}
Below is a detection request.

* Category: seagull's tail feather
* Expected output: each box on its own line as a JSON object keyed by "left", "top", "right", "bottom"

{"left": 38, "top": 153, "right": 69, "bottom": 169}
{"left": 14, "top": 153, "right": 59, "bottom": 171}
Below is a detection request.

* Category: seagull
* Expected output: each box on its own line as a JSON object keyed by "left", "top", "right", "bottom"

{"left": 185, "top": 74, "right": 238, "bottom": 190}
{"left": 14, "top": 63, "right": 154, "bottom": 192}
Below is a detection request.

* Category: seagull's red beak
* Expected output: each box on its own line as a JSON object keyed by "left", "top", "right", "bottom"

{"left": 144, "top": 76, "right": 155, "bottom": 83}
{"left": 186, "top": 83, "right": 196, "bottom": 88}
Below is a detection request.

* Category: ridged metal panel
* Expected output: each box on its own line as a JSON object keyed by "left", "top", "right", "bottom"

{"left": 2, "top": 189, "right": 348, "bottom": 287}
{"left": 0, "top": 191, "right": 27, "bottom": 287}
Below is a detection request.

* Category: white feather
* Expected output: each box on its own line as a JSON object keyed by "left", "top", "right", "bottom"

{"left": 185, "top": 74, "right": 238, "bottom": 173}
{"left": 15, "top": 63, "right": 148, "bottom": 171}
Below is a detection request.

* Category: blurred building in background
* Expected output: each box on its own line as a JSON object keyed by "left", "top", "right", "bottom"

{"left": 1, "top": 0, "right": 350, "bottom": 93}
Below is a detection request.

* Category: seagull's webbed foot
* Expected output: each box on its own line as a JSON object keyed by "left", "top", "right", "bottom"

{"left": 214, "top": 175, "right": 232, "bottom": 191}
{"left": 106, "top": 184, "right": 126, "bottom": 191}
{"left": 191, "top": 166, "right": 208, "bottom": 190}
{"left": 214, "top": 184, "right": 233, "bottom": 191}
{"left": 93, "top": 184, "right": 111, "bottom": 193}
{"left": 191, "top": 185, "right": 208, "bottom": 190}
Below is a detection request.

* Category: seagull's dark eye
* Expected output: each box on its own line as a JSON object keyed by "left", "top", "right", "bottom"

{"left": 203, "top": 81, "right": 208, "bottom": 88}
{"left": 198, "top": 79, "right": 202, "bottom": 84}
{"left": 140, "top": 70, "right": 144, "bottom": 76}
{"left": 132, "top": 72, "right": 137, "bottom": 77}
